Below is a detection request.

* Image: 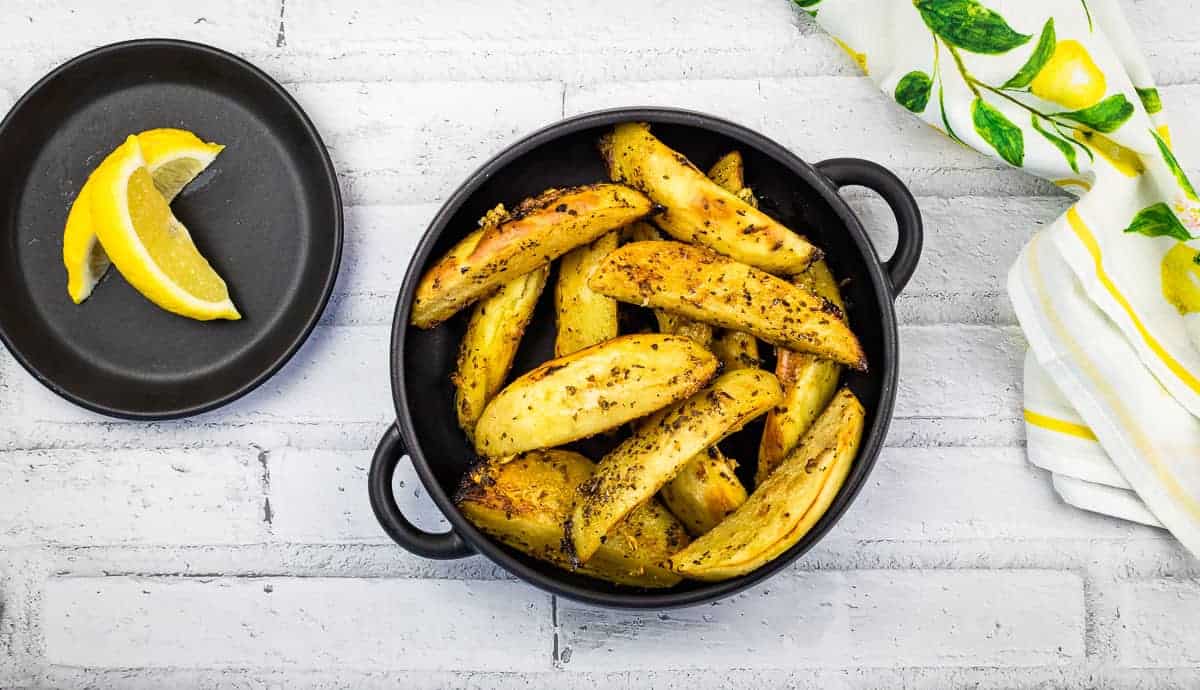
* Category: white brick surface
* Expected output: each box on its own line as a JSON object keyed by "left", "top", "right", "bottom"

{"left": 0, "top": 448, "right": 265, "bottom": 546}
{"left": 1, "top": 0, "right": 1199, "bottom": 687}
{"left": 557, "top": 570, "right": 1083, "bottom": 670}
{"left": 43, "top": 576, "right": 551, "bottom": 670}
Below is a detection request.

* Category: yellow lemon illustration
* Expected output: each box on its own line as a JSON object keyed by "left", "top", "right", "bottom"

{"left": 1157, "top": 124, "right": 1173, "bottom": 149}
{"left": 1073, "top": 129, "right": 1144, "bottom": 178}
{"left": 1031, "top": 40, "right": 1106, "bottom": 110}
{"left": 833, "top": 37, "right": 868, "bottom": 74}
{"left": 1162, "top": 243, "right": 1200, "bottom": 314}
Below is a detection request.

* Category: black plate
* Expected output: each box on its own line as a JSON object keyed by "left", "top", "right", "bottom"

{"left": 0, "top": 40, "right": 342, "bottom": 419}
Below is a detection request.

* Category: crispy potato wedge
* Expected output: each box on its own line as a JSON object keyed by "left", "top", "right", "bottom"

{"left": 712, "top": 330, "right": 761, "bottom": 372}
{"left": 411, "top": 183, "right": 653, "bottom": 328}
{"left": 707, "top": 150, "right": 746, "bottom": 192}
{"left": 589, "top": 241, "right": 867, "bottom": 370}
{"left": 555, "top": 232, "right": 620, "bottom": 356}
{"left": 600, "top": 123, "right": 817, "bottom": 274}
{"left": 622, "top": 221, "right": 713, "bottom": 344}
{"left": 670, "top": 388, "right": 865, "bottom": 581}
{"left": 474, "top": 334, "right": 718, "bottom": 457}
{"left": 757, "top": 260, "right": 847, "bottom": 483}
{"left": 569, "top": 368, "right": 782, "bottom": 562}
{"left": 453, "top": 264, "right": 549, "bottom": 440}
{"left": 456, "top": 450, "right": 688, "bottom": 588}
{"left": 660, "top": 446, "right": 748, "bottom": 536}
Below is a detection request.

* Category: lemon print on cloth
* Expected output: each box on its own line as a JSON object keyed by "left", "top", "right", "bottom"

{"left": 1162, "top": 244, "right": 1200, "bottom": 314}
{"left": 64, "top": 128, "right": 224, "bottom": 303}
{"left": 1031, "top": 40, "right": 1106, "bottom": 110}
{"left": 86, "top": 135, "right": 239, "bottom": 321}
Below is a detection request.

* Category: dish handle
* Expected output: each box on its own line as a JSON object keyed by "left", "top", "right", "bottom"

{"left": 368, "top": 423, "right": 474, "bottom": 559}
{"left": 815, "top": 158, "right": 923, "bottom": 298}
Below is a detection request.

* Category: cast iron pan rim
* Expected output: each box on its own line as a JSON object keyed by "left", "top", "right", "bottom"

{"left": 0, "top": 38, "right": 344, "bottom": 420}
{"left": 390, "top": 106, "right": 899, "bottom": 608}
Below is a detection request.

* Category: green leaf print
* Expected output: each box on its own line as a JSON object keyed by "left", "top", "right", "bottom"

{"left": 895, "top": 71, "right": 934, "bottom": 113}
{"left": 1058, "top": 94, "right": 1135, "bottom": 133}
{"left": 1032, "top": 115, "right": 1079, "bottom": 173}
{"left": 1152, "top": 129, "right": 1198, "bottom": 201}
{"left": 1136, "top": 86, "right": 1163, "bottom": 115}
{"left": 793, "top": 0, "right": 821, "bottom": 5}
{"left": 972, "top": 98, "right": 1024, "bottom": 166}
{"left": 939, "top": 84, "right": 966, "bottom": 145}
{"left": 915, "top": 0, "right": 1032, "bottom": 54}
{"left": 1123, "top": 202, "right": 1193, "bottom": 241}
{"left": 1002, "top": 18, "right": 1055, "bottom": 89}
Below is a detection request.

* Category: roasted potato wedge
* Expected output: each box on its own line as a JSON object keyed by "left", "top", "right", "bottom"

{"left": 600, "top": 123, "right": 817, "bottom": 274}
{"left": 555, "top": 232, "right": 620, "bottom": 356}
{"left": 660, "top": 446, "right": 748, "bottom": 536}
{"left": 623, "top": 222, "right": 713, "bottom": 344}
{"left": 589, "top": 241, "right": 867, "bottom": 370}
{"left": 568, "top": 368, "right": 782, "bottom": 562}
{"left": 707, "top": 150, "right": 746, "bottom": 192}
{"left": 456, "top": 450, "right": 688, "bottom": 588}
{"left": 411, "top": 183, "right": 653, "bottom": 328}
{"left": 474, "top": 334, "right": 719, "bottom": 457}
{"left": 712, "top": 330, "right": 761, "bottom": 372}
{"left": 758, "top": 260, "right": 847, "bottom": 483}
{"left": 453, "top": 264, "right": 549, "bottom": 440}
{"left": 669, "top": 388, "right": 865, "bottom": 581}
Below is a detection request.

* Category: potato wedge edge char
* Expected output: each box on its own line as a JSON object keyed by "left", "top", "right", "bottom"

{"left": 473, "top": 334, "right": 719, "bottom": 458}
{"left": 600, "top": 122, "right": 818, "bottom": 275}
{"left": 670, "top": 388, "right": 865, "bottom": 581}
{"left": 411, "top": 183, "right": 653, "bottom": 329}
{"left": 569, "top": 368, "right": 783, "bottom": 563}
{"left": 589, "top": 240, "right": 868, "bottom": 370}
{"left": 456, "top": 450, "right": 689, "bottom": 588}
{"left": 453, "top": 264, "right": 550, "bottom": 441}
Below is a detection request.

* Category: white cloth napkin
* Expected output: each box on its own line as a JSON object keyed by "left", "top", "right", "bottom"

{"left": 804, "top": 0, "right": 1200, "bottom": 555}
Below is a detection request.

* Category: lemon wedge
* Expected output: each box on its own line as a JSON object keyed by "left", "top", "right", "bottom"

{"left": 64, "top": 128, "right": 224, "bottom": 303}
{"left": 87, "top": 135, "right": 240, "bottom": 321}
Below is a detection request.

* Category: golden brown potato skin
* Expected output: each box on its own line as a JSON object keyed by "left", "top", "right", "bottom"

{"left": 555, "top": 232, "right": 619, "bottom": 356}
{"left": 600, "top": 123, "right": 817, "bottom": 275}
{"left": 707, "top": 150, "right": 746, "bottom": 192}
{"left": 660, "top": 446, "right": 748, "bottom": 536}
{"left": 758, "top": 261, "right": 847, "bottom": 483}
{"left": 712, "top": 330, "right": 761, "bottom": 372}
{"left": 456, "top": 450, "right": 688, "bottom": 588}
{"left": 589, "top": 241, "right": 867, "bottom": 370}
{"left": 411, "top": 184, "right": 653, "bottom": 329}
{"left": 623, "top": 222, "right": 713, "bottom": 344}
{"left": 453, "top": 265, "right": 549, "bottom": 441}
{"left": 568, "top": 368, "right": 782, "bottom": 562}
{"left": 670, "top": 388, "right": 865, "bottom": 581}
{"left": 473, "top": 334, "right": 719, "bottom": 457}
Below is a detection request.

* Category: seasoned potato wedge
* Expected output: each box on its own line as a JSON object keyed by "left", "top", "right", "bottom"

{"left": 758, "top": 260, "right": 847, "bottom": 483}
{"left": 600, "top": 123, "right": 817, "bottom": 274}
{"left": 453, "top": 265, "right": 549, "bottom": 440}
{"left": 660, "top": 446, "right": 748, "bottom": 536}
{"left": 555, "top": 232, "right": 620, "bottom": 356}
{"left": 622, "top": 222, "right": 713, "bottom": 344}
{"left": 712, "top": 330, "right": 761, "bottom": 372}
{"left": 670, "top": 388, "right": 865, "bottom": 581}
{"left": 474, "top": 334, "right": 719, "bottom": 457}
{"left": 568, "top": 368, "right": 782, "bottom": 562}
{"left": 589, "top": 241, "right": 867, "bottom": 370}
{"left": 707, "top": 150, "right": 746, "bottom": 192}
{"left": 411, "top": 184, "right": 653, "bottom": 328}
{"left": 456, "top": 450, "right": 688, "bottom": 588}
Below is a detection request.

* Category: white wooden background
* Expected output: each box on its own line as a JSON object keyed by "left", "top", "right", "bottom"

{"left": 0, "top": 1, "right": 1198, "bottom": 687}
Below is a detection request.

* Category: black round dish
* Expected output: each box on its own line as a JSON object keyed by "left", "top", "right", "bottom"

{"left": 369, "top": 107, "right": 922, "bottom": 608}
{"left": 0, "top": 39, "right": 342, "bottom": 419}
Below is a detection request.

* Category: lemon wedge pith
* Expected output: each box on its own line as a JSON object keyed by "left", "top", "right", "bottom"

{"left": 88, "top": 135, "right": 240, "bottom": 321}
{"left": 63, "top": 128, "right": 224, "bottom": 303}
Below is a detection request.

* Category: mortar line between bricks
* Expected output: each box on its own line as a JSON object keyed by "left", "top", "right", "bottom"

{"left": 275, "top": 0, "right": 287, "bottom": 48}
